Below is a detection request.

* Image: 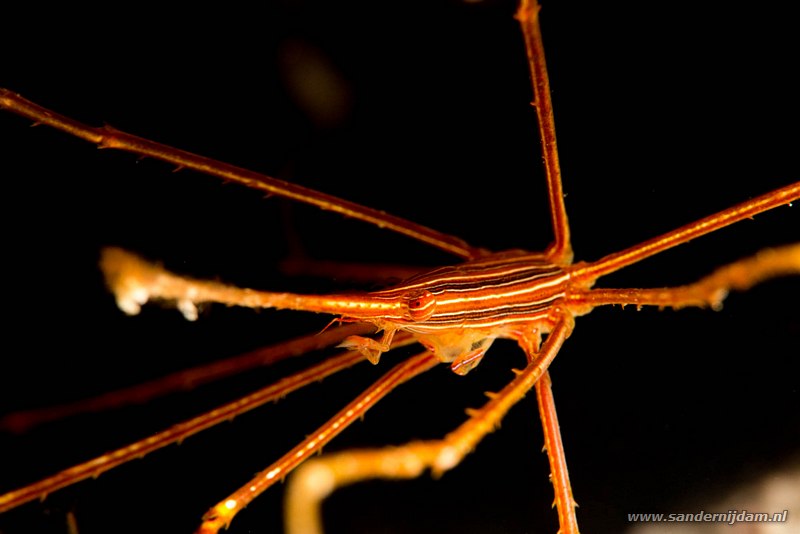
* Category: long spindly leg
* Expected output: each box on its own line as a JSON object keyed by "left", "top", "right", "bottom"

{"left": 0, "top": 322, "right": 375, "bottom": 433}
{"left": 572, "top": 243, "right": 800, "bottom": 311}
{"left": 571, "top": 183, "right": 800, "bottom": 285}
{"left": 517, "top": 0, "right": 572, "bottom": 265}
{"left": 284, "top": 315, "right": 574, "bottom": 534}
{"left": 197, "top": 351, "right": 438, "bottom": 534}
{"left": 519, "top": 0, "right": 798, "bottom": 273}
{"left": 0, "top": 89, "right": 484, "bottom": 261}
{"left": 535, "top": 371, "right": 579, "bottom": 534}
{"left": 0, "top": 331, "right": 418, "bottom": 514}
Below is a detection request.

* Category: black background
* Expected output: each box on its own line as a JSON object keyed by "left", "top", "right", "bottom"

{"left": 1, "top": 2, "right": 798, "bottom": 533}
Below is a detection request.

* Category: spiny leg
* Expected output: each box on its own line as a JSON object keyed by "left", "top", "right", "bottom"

{"left": 0, "top": 332, "right": 420, "bottom": 514}
{"left": 197, "top": 351, "right": 438, "bottom": 534}
{"left": 571, "top": 243, "right": 800, "bottom": 311}
{"left": 535, "top": 371, "right": 579, "bottom": 534}
{"left": 0, "top": 322, "right": 375, "bottom": 433}
{"left": 570, "top": 183, "right": 800, "bottom": 284}
{"left": 284, "top": 316, "right": 574, "bottom": 534}
{"left": 518, "top": 0, "right": 572, "bottom": 265}
{"left": 0, "top": 88, "right": 484, "bottom": 260}
{"left": 519, "top": 0, "right": 798, "bottom": 270}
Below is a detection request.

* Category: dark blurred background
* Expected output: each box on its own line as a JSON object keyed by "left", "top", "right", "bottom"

{"left": 1, "top": 2, "right": 798, "bottom": 533}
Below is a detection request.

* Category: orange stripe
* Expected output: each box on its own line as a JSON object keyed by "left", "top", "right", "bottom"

{"left": 368, "top": 255, "right": 568, "bottom": 332}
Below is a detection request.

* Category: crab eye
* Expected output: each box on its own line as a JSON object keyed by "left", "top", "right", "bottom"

{"left": 402, "top": 289, "right": 436, "bottom": 322}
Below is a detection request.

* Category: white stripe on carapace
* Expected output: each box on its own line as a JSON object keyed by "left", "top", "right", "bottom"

{"left": 359, "top": 255, "right": 570, "bottom": 331}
